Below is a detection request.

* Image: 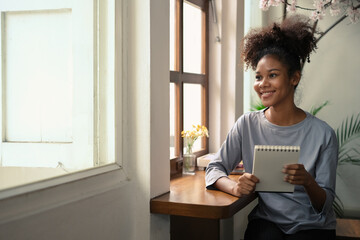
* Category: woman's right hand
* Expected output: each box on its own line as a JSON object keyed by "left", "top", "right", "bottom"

{"left": 214, "top": 173, "right": 259, "bottom": 197}
{"left": 232, "top": 173, "right": 259, "bottom": 197}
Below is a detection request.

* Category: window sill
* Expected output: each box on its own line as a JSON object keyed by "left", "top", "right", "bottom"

{"left": 0, "top": 167, "right": 68, "bottom": 190}
{"left": 0, "top": 163, "right": 128, "bottom": 224}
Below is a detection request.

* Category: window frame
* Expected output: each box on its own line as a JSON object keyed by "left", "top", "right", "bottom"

{"left": 170, "top": 0, "right": 209, "bottom": 178}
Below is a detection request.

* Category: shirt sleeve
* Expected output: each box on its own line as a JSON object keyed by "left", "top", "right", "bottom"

{"left": 205, "top": 117, "right": 244, "bottom": 189}
{"left": 313, "top": 129, "right": 338, "bottom": 214}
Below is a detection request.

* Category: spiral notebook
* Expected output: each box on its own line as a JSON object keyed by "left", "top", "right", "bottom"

{"left": 252, "top": 145, "right": 300, "bottom": 192}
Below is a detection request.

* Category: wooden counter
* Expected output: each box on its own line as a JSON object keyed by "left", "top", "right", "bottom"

{"left": 150, "top": 171, "right": 257, "bottom": 240}
{"left": 336, "top": 218, "right": 360, "bottom": 239}
{"left": 151, "top": 171, "right": 256, "bottom": 219}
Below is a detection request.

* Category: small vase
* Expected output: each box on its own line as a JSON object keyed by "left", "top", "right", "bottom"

{"left": 183, "top": 153, "right": 196, "bottom": 175}
{"left": 182, "top": 138, "right": 196, "bottom": 175}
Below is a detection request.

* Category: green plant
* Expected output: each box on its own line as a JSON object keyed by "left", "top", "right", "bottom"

{"left": 336, "top": 113, "right": 360, "bottom": 167}
{"left": 329, "top": 113, "right": 360, "bottom": 218}
{"left": 310, "top": 102, "right": 360, "bottom": 167}
{"left": 250, "top": 101, "right": 266, "bottom": 111}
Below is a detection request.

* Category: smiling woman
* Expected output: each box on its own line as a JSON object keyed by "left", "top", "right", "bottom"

{"left": 242, "top": 14, "right": 316, "bottom": 126}
{"left": 206, "top": 14, "right": 338, "bottom": 240}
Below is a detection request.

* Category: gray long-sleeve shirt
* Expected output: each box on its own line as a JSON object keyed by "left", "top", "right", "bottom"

{"left": 205, "top": 109, "right": 338, "bottom": 234}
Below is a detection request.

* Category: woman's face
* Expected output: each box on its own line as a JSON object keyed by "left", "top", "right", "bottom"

{"left": 253, "top": 55, "right": 299, "bottom": 109}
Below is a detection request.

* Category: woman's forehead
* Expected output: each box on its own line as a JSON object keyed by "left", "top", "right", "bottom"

{"left": 256, "top": 55, "right": 287, "bottom": 71}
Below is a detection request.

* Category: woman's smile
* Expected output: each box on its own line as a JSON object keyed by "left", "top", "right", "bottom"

{"left": 260, "top": 90, "right": 276, "bottom": 98}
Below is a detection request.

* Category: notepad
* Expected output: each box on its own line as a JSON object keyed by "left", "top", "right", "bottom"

{"left": 252, "top": 145, "right": 300, "bottom": 192}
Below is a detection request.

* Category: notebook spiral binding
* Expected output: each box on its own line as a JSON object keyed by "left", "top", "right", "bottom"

{"left": 255, "top": 145, "right": 300, "bottom": 152}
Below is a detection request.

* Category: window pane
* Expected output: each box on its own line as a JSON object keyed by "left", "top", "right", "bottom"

{"left": 0, "top": 0, "right": 117, "bottom": 191}
{"left": 4, "top": 10, "right": 72, "bottom": 142}
{"left": 170, "top": 83, "right": 177, "bottom": 159}
{"left": 183, "top": 83, "right": 203, "bottom": 152}
{"left": 169, "top": 0, "right": 177, "bottom": 71}
{"left": 183, "top": 2, "right": 203, "bottom": 74}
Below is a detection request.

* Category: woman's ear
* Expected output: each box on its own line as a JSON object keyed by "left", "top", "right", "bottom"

{"left": 291, "top": 71, "right": 301, "bottom": 87}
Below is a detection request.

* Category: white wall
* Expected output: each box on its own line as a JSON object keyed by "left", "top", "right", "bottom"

{"left": 299, "top": 16, "right": 360, "bottom": 127}
{"left": 209, "top": 0, "right": 245, "bottom": 153}
{"left": 0, "top": 1, "right": 170, "bottom": 239}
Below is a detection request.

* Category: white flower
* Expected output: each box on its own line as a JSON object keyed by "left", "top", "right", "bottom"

{"left": 310, "top": 11, "right": 317, "bottom": 21}
{"left": 310, "top": 10, "right": 325, "bottom": 21}
{"left": 259, "top": 0, "right": 285, "bottom": 11}
{"left": 287, "top": 0, "right": 297, "bottom": 12}
{"left": 269, "top": 0, "right": 282, "bottom": 7}
{"left": 330, "top": 3, "right": 341, "bottom": 16}
{"left": 347, "top": 6, "right": 360, "bottom": 24}
{"left": 259, "top": 0, "right": 270, "bottom": 11}
{"left": 259, "top": 0, "right": 359, "bottom": 24}
{"left": 313, "top": 0, "right": 325, "bottom": 12}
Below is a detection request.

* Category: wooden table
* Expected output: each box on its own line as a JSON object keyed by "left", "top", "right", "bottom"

{"left": 150, "top": 171, "right": 257, "bottom": 240}
{"left": 336, "top": 218, "right": 360, "bottom": 240}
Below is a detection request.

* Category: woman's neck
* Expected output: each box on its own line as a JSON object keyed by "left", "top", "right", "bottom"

{"left": 264, "top": 105, "right": 306, "bottom": 126}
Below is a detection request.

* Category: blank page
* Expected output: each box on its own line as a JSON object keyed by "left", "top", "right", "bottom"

{"left": 252, "top": 145, "right": 300, "bottom": 192}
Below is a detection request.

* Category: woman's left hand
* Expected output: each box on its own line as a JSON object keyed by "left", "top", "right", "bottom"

{"left": 282, "top": 163, "right": 326, "bottom": 211}
{"left": 282, "top": 164, "right": 312, "bottom": 187}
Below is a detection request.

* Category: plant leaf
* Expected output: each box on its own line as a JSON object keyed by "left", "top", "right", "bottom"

{"left": 309, "top": 100, "right": 329, "bottom": 116}
{"left": 250, "top": 101, "right": 266, "bottom": 111}
{"left": 333, "top": 194, "right": 344, "bottom": 218}
{"left": 336, "top": 113, "right": 360, "bottom": 148}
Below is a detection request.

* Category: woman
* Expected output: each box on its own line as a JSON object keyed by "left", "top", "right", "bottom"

{"left": 205, "top": 15, "right": 338, "bottom": 240}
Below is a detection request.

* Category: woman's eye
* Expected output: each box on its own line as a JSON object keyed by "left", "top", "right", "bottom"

{"left": 255, "top": 75, "right": 262, "bottom": 81}
{"left": 269, "top": 73, "right": 277, "bottom": 78}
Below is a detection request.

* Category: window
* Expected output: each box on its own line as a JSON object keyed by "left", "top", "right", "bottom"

{"left": 169, "top": 0, "right": 209, "bottom": 177}
{"left": 0, "top": 0, "right": 118, "bottom": 191}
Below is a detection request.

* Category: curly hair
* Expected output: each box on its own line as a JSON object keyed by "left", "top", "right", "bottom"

{"left": 241, "top": 14, "right": 317, "bottom": 78}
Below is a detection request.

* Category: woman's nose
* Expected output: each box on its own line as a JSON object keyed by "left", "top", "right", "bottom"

{"left": 259, "top": 78, "right": 269, "bottom": 88}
